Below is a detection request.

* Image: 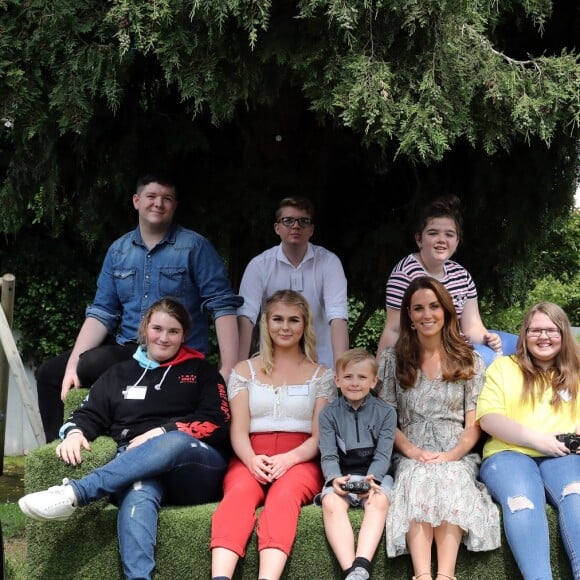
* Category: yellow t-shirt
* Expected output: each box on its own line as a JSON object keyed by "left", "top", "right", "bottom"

{"left": 476, "top": 356, "right": 579, "bottom": 459}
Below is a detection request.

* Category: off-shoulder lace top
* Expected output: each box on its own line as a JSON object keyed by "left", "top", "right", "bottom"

{"left": 227, "top": 360, "right": 336, "bottom": 433}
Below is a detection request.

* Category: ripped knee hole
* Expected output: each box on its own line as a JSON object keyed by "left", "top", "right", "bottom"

{"left": 506, "top": 495, "right": 534, "bottom": 512}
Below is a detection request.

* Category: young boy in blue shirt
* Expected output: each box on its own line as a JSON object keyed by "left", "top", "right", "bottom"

{"left": 317, "top": 348, "right": 397, "bottom": 580}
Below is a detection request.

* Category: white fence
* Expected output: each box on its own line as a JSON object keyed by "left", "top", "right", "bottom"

{"left": 5, "top": 364, "right": 39, "bottom": 455}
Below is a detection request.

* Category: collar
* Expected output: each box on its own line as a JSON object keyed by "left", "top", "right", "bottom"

{"left": 131, "top": 224, "right": 178, "bottom": 247}
{"left": 275, "top": 242, "right": 315, "bottom": 267}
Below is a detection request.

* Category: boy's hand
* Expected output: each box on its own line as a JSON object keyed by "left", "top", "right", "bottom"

{"left": 333, "top": 475, "right": 351, "bottom": 496}
{"left": 365, "top": 475, "right": 384, "bottom": 504}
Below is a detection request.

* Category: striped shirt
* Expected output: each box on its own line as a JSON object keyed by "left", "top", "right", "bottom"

{"left": 385, "top": 254, "right": 477, "bottom": 319}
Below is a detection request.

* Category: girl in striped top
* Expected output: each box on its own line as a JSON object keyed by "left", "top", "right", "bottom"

{"left": 376, "top": 195, "right": 517, "bottom": 367}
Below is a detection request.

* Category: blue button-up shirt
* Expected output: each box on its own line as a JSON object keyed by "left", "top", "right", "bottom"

{"left": 85, "top": 224, "right": 243, "bottom": 352}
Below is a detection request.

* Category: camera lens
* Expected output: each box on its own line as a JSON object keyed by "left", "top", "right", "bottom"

{"left": 569, "top": 439, "right": 579, "bottom": 452}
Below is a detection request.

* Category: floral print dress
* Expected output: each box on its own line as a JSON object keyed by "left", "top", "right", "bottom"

{"left": 378, "top": 347, "right": 500, "bottom": 557}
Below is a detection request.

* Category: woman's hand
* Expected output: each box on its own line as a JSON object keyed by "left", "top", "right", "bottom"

{"left": 412, "top": 447, "right": 441, "bottom": 462}
{"left": 249, "top": 454, "right": 274, "bottom": 484}
{"left": 268, "top": 450, "right": 298, "bottom": 480}
{"left": 56, "top": 431, "right": 91, "bottom": 466}
{"left": 423, "top": 451, "right": 453, "bottom": 463}
{"left": 533, "top": 432, "right": 570, "bottom": 457}
{"left": 127, "top": 427, "right": 165, "bottom": 450}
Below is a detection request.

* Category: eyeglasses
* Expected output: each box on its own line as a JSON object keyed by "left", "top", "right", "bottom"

{"left": 526, "top": 328, "right": 561, "bottom": 338}
{"left": 277, "top": 217, "right": 314, "bottom": 228}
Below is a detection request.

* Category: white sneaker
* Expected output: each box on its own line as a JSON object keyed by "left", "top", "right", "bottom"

{"left": 18, "top": 478, "right": 77, "bottom": 521}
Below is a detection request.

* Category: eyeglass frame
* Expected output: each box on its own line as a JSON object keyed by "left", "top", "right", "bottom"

{"left": 277, "top": 217, "right": 314, "bottom": 228}
{"left": 525, "top": 327, "right": 561, "bottom": 338}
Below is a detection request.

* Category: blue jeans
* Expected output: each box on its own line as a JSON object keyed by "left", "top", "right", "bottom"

{"left": 473, "top": 330, "right": 518, "bottom": 367}
{"left": 480, "top": 450, "right": 580, "bottom": 579}
{"left": 68, "top": 431, "right": 228, "bottom": 580}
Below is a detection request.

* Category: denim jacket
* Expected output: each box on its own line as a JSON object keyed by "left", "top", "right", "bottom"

{"left": 85, "top": 224, "right": 243, "bottom": 351}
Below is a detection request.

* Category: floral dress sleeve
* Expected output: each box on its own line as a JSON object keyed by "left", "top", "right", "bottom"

{"left": 315, "top": 367, "right": 337, "bottom": 402}
{"left": 377, "top": 347, "right": 398, "bottom": 409}
{"left": 465, "top": 352, "right": 486, "bottom": 413}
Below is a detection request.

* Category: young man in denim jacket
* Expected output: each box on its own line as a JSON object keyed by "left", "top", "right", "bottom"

{"left": 35, "top": 172, "right": 242, "bottom": 442}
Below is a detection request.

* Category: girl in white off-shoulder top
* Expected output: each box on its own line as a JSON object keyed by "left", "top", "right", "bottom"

{"left": 211, "top": 289, "right": 336, "bottom": 580}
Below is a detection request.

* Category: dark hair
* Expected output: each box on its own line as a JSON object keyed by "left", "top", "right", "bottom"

{"left": 275, "top": 196, "right": 315, "bottom": 221}
{"left": 136, "top": 173, "right": 177, "bottom": 198}
{"left": 137, "top": 297, "right": 191, "bottom": 343}
{"left": 395, "top": 276, "right": 476, "bottom": 387}
{"left": 414, "top": 195, "right": 463, "bottom": 241}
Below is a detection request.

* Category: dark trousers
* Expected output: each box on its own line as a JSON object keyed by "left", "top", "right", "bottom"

{"left": 35, "top": 341, "right": 136, "bottom": 442}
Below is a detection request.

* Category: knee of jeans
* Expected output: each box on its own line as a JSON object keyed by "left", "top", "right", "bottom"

{"left": 125, "top": 481, "right": 162, "bottom": 509}
{"left": 506, "top": 494, "right": 535, "bottom": 512}
{"left": 165, "top": 431, "right": 208, "bottom": 451}
{"left": 562, "top": 481, "right": 580, "bottom": 499}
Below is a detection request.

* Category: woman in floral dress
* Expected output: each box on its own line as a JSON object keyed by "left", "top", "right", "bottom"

{"left": 378, "top": 276, "right": 500, "bottom": 580}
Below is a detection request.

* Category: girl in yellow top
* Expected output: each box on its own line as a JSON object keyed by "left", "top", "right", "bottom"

{"left": 476, "top": 302, "right": 580, "bottom": 580}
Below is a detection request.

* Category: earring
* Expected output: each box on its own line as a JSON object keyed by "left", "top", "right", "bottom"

{"left": 410, "top": 323, "right": 416, "bottom": 330}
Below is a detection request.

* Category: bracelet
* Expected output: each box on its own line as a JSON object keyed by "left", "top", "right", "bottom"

{"left": 66, "top": 429, "right": 83, "bottom": 438}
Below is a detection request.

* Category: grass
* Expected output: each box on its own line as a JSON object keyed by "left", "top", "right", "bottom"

{"left": 0, "top": 456, "right": 27, "bottom": 579}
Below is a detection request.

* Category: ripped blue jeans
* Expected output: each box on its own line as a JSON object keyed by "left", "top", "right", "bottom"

{"left": 480, "top": 450, "right": 580, "bottom": 580}
{"left": 69, "top": 431, "right": 227, "bottom": 580}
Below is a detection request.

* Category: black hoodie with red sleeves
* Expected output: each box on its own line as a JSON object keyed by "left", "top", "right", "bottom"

{"left": 60, "top": 346, "right": 231, "bottom": 458}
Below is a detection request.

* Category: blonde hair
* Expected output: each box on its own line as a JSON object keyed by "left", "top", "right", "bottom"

{"left": 515, "top": 302, "right": 580, "bottom": 411}
{"left": 335, "top": 348, "right": 377, "bottom": 376}
{"left": 258, "top": 289, "right": 318, "bottom": 374}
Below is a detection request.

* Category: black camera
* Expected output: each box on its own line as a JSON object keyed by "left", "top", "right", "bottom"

{"left": 340, "top": 480, "right": 370, "bottom": 494}
{"left": 557, "top": 433, "right": 580, "bottom": 452}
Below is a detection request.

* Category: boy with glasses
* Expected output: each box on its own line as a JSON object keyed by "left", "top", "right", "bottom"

{"left": 237, "top": 195, "right": 349, "bottom": 368}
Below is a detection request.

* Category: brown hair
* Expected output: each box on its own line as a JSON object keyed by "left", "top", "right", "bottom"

{"left": 515, "top": 302, "right": 580, "bottom": 411}
{"left": 137, "top": 297, "right": 191, "bottom": 344}
{"left": 258, "top": 289, "right": 318, "bottom": 374}
{"left": 414, "top": 195, "right": 463, "bottom": 242}
{"left": 275, "top": 196, "right": 315, "bottom": 221}
{"left": 395, "top": 276, "right": 476, "bottom": 387}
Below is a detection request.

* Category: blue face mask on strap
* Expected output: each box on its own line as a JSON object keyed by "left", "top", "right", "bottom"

{"left": 132, "top": 345, "right": 160, "bottom": 370}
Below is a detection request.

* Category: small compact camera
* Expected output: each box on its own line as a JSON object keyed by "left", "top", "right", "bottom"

{"left": 340, "top": 480, "right": 370, "bottom": 494}
{"left": 557, "top": 433, "right": 580, "bottom": 453}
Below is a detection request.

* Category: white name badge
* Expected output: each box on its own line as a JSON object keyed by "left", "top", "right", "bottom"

{"left": 288, "top": 384, "right": 309, "bottom": 396}
{"left": 123, "top": 385, "right": 148, "bottom": 400}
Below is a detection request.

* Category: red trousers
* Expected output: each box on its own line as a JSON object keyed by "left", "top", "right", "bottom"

{"left": 210, "top": 432, "right": 323, "bottom": 556}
